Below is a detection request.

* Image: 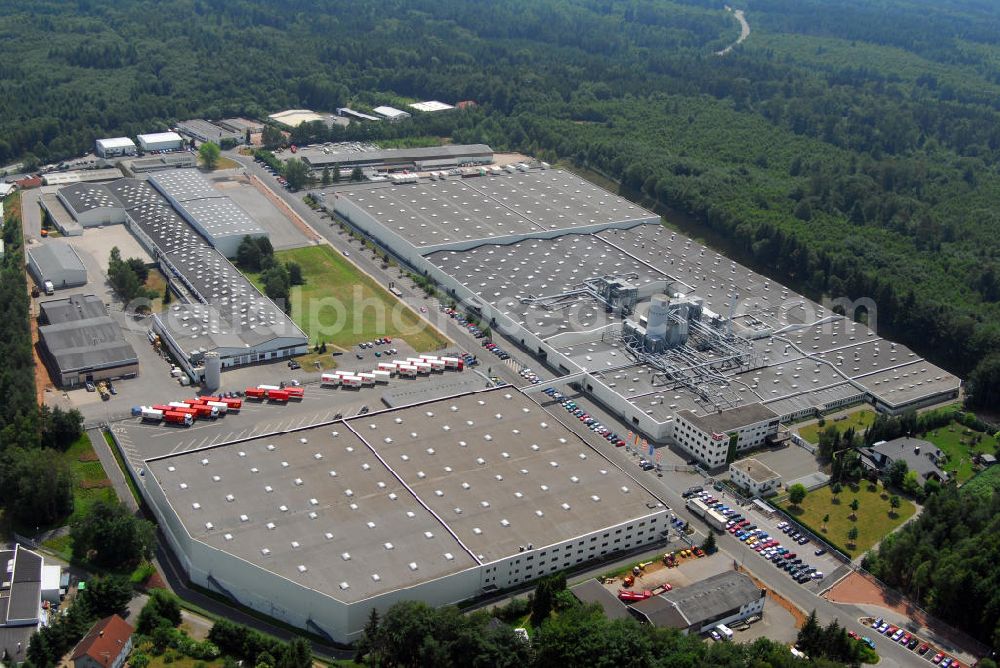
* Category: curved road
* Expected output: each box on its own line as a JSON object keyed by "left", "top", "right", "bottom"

{"left": 716, "top": 6, "right": 750, "bottom": 56}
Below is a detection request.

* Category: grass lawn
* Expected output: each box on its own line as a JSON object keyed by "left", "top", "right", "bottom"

{"left": 250, "top": 245, "right": 448, "bottom": 352}
{"left": 919, "top": 420, "right": 1000, "bottom": 484}
{"left": 798, "top": 408, "right": 877, "bottom": 444}
{"left": 776, "top": 481, "right": 915, "bottom": 557}
{"left": 40, "top": 433, "right": 117, "bottom": 557}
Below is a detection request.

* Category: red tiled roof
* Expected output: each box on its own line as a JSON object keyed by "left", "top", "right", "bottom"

{"left": 15, "top": 176, "right": 41, "bottom": 189}
{"left": 71, "top": 614, "right": 134, "bottom": 666}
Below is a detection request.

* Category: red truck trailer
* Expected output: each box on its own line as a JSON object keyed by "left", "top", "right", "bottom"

{"left": 266, "top": 389, "right": 290, "bottom": 402}
{"left": 284, "top": 387, "right": 305, "bottom": 399}
{"left": 245, "top": 387, "right": 266, "bottom": 399}
{"left": 163, "top": 411, "right": 193, "bottom": 426}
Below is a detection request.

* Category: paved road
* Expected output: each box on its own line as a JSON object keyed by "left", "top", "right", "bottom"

{"left": 88, "top": 428, "right": 139, "bottom": 512}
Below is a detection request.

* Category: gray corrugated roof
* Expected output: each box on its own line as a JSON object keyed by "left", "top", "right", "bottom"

{"left": 40, "top": 317, "right": 138, "bottom": 373}
{"left": 868, "top": 438, "right": 948, "bottom": 481}
{"left": 677, "top": 403, "right": 778, "bottom": 435}
{"left": 40, "top": 294, "right": 107, "bottom": 325}
{"left": 27, "top": 242, "right": 86, "bottom": 274}
{"left": 570, "top": 579, "right": 631, "bottom": 620}
{"left": 660, "top": 571, "right": 761, "bottom": 625}
{"left": 5, "top": 546, "right": 42, "bottom": 624}
{"left": 630, "top": 593, "right": 690, "bottom": 628}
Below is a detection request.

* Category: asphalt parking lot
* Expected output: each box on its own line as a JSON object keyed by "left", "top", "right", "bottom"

{"left": 745, "top": 445, "right": 824, "bottom": 484}
{"left": 111, "top": 369, "right": 486, "bottom": 467}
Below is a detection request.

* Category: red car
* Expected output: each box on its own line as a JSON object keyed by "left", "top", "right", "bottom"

{"left": 918, "top": 644, "right": 929, "bottom": 655}
{"left": 932, "top": 653, "right": 943, "bottom": 664}
{"left": 848, "top": 631, "right": 858, "bottom": 639}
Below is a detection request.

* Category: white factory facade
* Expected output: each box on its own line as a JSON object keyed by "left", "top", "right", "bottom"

{"left": 139, "top": 389, "right": 670, "bottom": 643}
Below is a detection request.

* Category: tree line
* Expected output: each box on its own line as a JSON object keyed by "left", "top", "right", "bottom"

{"left": 1, "top": 0, "right": 999, "bottom": 400}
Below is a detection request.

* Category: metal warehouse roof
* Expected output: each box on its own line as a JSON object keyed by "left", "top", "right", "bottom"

{"left": 146, "top": 389, "right": 666, "bottom": 604}
{"left": 58, "top": 183, "right": 120, "bottom": 214}
{"left": 40, "top": 317, "right": 138, "bottom": 373}
{"left": 97, "top": 137, "right": 137, "bottom": 149}
{"left": 137, "top": 131, "right": 183, "bottom": 144}
{"left": 27, "top": 241, "right": 86, "bottom": 274}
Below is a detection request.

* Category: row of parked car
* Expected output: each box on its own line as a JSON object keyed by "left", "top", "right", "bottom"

{"left": 729, "top": 519, "right": 825, "bottom": 585}
{"left": 867, "top": 617, "right": 959, "bottom": 666}
{"left": 518, "top": 367, "right": 542, "bottom": 384}
{"left": 543, "top": 388, "right": 628, "bottom": 448}
{"left": 482, "top": 341, "right": 510, "bottom": 360}
{"left": 442, "top": 307, "right": 486, "bottom": 338}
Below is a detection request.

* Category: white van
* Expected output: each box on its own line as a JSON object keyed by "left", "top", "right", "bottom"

{"left": 716, "top": 624, "right": 734, "bottom": 640}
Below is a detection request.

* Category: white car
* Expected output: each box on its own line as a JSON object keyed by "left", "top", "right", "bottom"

{"left": 709, "top": 630, "right": 721, "bottom": 641}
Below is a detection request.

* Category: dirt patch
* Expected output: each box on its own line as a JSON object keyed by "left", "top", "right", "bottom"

{"left": 80, "top": 478, "right": 112, "bottom": 489}
{"left": 144, "top": 570, "right": 167, "bottom": 591}
{"left": 739, "top": 566, "right": 807, "bottom": 629}
{"left": 78, "top": 450, "right": 100, "bottom": 462}
{"left": 492, "top": 152, "right": 532, "bottom": 167}
{"left": 824, "top": 571, "right": 988, "bottom": 657}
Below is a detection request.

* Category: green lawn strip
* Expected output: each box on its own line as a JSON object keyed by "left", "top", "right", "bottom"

{"left": 103, "top": 430, "right": 142, "bottom": 504}
{"left": 776, "top": 482, "right": 915, "bottom": 557}
{"left": 249, "top": 245, "right": 447, "bottom": 352}
{"left": 919, "top": 421, "right": 999, "bottom": 484}
{"left": 798, "top": 409, "right": 877, "bottom": 444}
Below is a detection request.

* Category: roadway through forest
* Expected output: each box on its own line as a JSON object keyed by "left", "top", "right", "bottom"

{"left": 716, "top": 6, "right": 750, "bottom": 56}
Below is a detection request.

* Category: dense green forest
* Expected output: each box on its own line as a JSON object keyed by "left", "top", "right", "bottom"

{"left": 863, "top": 481, "right": 1000, "bottom": 648}
{"left": 1, "top": 0, "right": 1000, "bottom": 400}
{"left": 353, "top": 599, "right": 855, "bottom": 667}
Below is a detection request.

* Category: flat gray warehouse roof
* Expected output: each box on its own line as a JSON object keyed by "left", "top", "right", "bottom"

{"left": 146, "top": 388, "right": 665, "bottom": 603}
{"left": 27, "top": 241, "right": 86, "bottom": 275}
{"left": 58, "top": 183, "right": 120, "bottom": 215}
{"left": 40, "top": 293, "right": 108, "bottom": 324}
{"left": 336, "top": 169, "right": 657, "bottom": 249}
{"left": 300, "top": 144, "right": 492, "bottom": 169}
{"left": 40, "top": 317, "right": 138, "bottom": 373}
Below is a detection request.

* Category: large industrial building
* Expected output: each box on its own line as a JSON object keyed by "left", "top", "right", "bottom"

{"left": 176, "top": 119, "right": 243, "bottom": 144}
{"left": 325, "top": 167, "right": 961, "bottom": 468}
{"left": 38, "top": 294, "right": 139, "bottom": 387}
{"left": 45, "top": 169, "right": 307, "bottom": 382}
{"left": 298, "top": 144, "right": 493, "bottom": 172}
{"left": 122, "top": 153, "right": 197, "bottom": 175}
{"left": 148, "top": 169, "right": 267, "bottom": 258}
{"left": 372, "top": 106, "right": 411, "bottom": 123}
{"left": 141, "top": 388, "right": 669, "bottom": 642}
{"left": 26, "top": 241, "right": 88, "bottom": 289}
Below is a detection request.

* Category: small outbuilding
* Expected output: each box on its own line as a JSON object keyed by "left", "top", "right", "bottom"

{"left": 137, "top": 131, "right": 184, "bottom": 152}
{"left": 95, "top": 137, "right": 138, "bottom": 159}
{"left": 26, "top": 241, "right": 88, "bottom": 289}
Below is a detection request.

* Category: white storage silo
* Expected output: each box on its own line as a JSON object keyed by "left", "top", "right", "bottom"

{"left": 203, "top": 351, "right": 222, "bottom": 391}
